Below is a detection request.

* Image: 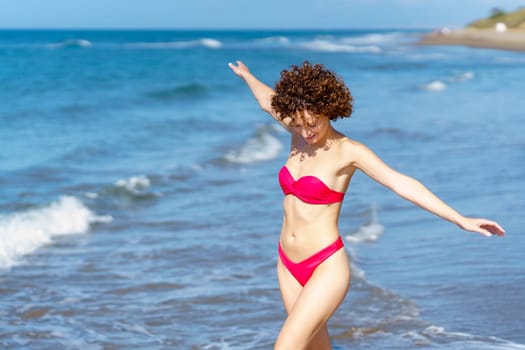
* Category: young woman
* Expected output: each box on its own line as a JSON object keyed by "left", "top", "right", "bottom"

{"left": 228, "top": 60, "right": 504, "bottom": 350}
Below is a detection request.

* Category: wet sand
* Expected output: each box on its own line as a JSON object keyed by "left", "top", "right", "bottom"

{"left": 419, "top": 29, "right": 525, "bottom": 52}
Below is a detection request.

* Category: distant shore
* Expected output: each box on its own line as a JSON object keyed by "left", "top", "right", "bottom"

{"left": 418, "top": 29, "right": 525, "bottom": 52}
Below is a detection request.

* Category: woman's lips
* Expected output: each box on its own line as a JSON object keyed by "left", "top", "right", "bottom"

{"left": 305, "top": 134, "right": 317, "bottom": 142}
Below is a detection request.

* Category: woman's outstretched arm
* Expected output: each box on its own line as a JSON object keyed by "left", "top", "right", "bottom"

{"left": 228, "top": 61, "right": 291, "bottom": 131}
{"left": 348, "top": 141, "right": 505, "bottom": 237}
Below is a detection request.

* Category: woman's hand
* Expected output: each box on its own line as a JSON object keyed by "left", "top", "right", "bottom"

{"left": 227, "top": 60, "right": 287, "bottom": 129}
{"left": 457, "top": 217, "right": 505, "bottom": 237}
{"left": 228, "top": 60, "right": 251, "bottom": 80}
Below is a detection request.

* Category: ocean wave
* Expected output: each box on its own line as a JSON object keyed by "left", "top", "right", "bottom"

{"left": 300, "top": 39, "right": 382, "bottom": 53}
{"left": 340, "top": 32, "right": 409, "bottom": 46}
{"left": 249, "top": 32, "right": 410, "bottom": 53}
{"left": 97, "top": 175, "right": 161, "bottom": 201}
{"left": 81, "top": 175, "right": 160, "bottom": 203}
{"left": 449, "top": 71, "right": 474, "bottom": 82}
{"left": 420, "top": 71, "right": 474, "bottom": 92}
{"left": 125, "top": 38, "right": 222, "bottom": 49}
{"left": 48, "top": 39, "right": 93, "bottom": 49}
{"left": 421, "top": 80, "right": 447, "bottom": 91}
{"left": 336, "top": 275, "right": 424, "bottom": 341}
{"left": 345, "top": 203, "right": 384, "bottom": 244}
{"left": 197, "top": 38, "right": 222, "bottom": 48}
{"left": 254, "top": 36, "right": 291, "bottom": 45}
{"left": 0, "top": 196, "right": 111, "bottom": 270}
{"left": 115, "top": 175, "right": 151, "bottom": 193}
{"left": 224, "top": 124, "right": 283, "bottom": 164}
{"left": 404, "top": 325, "right": 525, "bottom": 349}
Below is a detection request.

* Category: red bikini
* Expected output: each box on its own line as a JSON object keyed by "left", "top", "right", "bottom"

{"left": 277, "top": 165, "right": 345, "bottom": 286}
{"left": 278, "top": 166, "right": 344, "bottom": 204}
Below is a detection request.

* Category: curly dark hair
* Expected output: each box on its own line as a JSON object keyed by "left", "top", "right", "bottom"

{"left": 271, "top": 62, "right": 353, "bottom": 124}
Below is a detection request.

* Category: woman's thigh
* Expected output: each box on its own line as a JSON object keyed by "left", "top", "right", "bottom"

{"left": 275, "top": 249, "right": 351, "bottom": 349}
{"left": 277, "top": 259, "right": 303, "bottom": 313}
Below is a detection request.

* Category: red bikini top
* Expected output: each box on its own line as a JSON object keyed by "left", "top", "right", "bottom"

{"left": 278, "top": 166, "right": 345, "bottom": 204}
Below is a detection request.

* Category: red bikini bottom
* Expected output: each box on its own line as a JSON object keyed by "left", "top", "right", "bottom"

{"left": 278, "top": 236, "right": 344, "bottom": 286}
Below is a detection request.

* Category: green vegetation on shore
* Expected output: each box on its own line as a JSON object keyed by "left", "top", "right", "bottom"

{"left": 467, "top": 7, "right": 525, "bottom": 29}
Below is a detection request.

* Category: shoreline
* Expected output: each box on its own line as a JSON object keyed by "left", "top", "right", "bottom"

{"left": 418, "top": 28, "right": 525, "bottom": 52}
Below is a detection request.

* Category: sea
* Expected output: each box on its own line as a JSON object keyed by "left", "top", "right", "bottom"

{"left": 0, "top": 29, "right": 524, "bottom": 349}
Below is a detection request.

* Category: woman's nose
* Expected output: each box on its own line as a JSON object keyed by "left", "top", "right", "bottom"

{"left": 302, "top": 128, "right": 313, "bottom": 138}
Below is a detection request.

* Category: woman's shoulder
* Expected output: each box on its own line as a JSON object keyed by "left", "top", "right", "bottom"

{"left": 338, "top": 134, "right": 366, "bottom": 152}
{"left": 336, "top": 135, "right": 373, "bottom": 164}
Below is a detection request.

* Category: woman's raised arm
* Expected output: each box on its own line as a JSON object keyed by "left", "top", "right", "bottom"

{"left": 228, "top": 61, "right": 291, "bottom": 131}
{"left": 348, "top": 141, "right": 505, "bottom": 237}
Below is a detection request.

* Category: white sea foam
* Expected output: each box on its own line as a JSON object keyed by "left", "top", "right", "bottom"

{"left": 115, "top": 175, "right": 151, "bottom": 193}
{"left": 301, "top": 39, "right": 382, "bottom": 53}
{"left": 225, "top": 125, "right": 283, "bottom": 164}
{"left": 345, "top": 203, "right": 385, "bottom": 244}
{"left": 126, "top": 38, "right": 222, "bottom": 49}
{"left": 198, "top": 38, "right": 222, "bottom": 48}
{"left": 449, "top": 71, "right": 475, "bottom": 82}
{"left": 190, "top": 163, "right": 204, "bottom": 171}
{"left": 350, "top": 263, "right": 366, "bottom": 279}
{"left": 420, "top": 71, "right": 475, "bottom": 92}
{"left": 0, "top": 196, "right": 111, "bottom": 269}
{"left": 49, "top": 39, "right": 93, "bottom": 48}
{"left": 421, "top": 71, "right": 473, "bottom": 92}
{"left": 404, "top": 325, "right": 525, "bottom": 349}
{"left": 84, "top": 192, "right": 98, "bottom": 199}
{"left": 255, "top": 36, "right": 290, "bottom": 45}
{"left": 340, "top": 32, "right": 406, "bottom": 45}
{"left": 421, "top": 80, "right": 447, "bottom": 91}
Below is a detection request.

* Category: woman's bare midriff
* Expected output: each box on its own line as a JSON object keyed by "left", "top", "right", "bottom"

{"left": 279, "top": 195, "right": 343, "bottom": 262}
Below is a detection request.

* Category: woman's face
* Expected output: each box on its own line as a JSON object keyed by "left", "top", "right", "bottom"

{"left": 292, "top": 110, "right": 330, "bottom": 145}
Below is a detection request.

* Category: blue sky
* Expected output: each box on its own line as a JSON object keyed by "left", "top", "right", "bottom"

{"left": 1, "top": 0, "right": 524, "bottom": 29}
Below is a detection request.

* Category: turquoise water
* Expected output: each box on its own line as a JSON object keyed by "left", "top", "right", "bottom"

{"left": 0, "top": 29, "right": 524, "bottom": 349}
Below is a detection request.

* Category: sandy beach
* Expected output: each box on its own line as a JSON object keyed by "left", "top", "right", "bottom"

{"left": 419, "top": 29, "right": 525, "bottom": 52}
